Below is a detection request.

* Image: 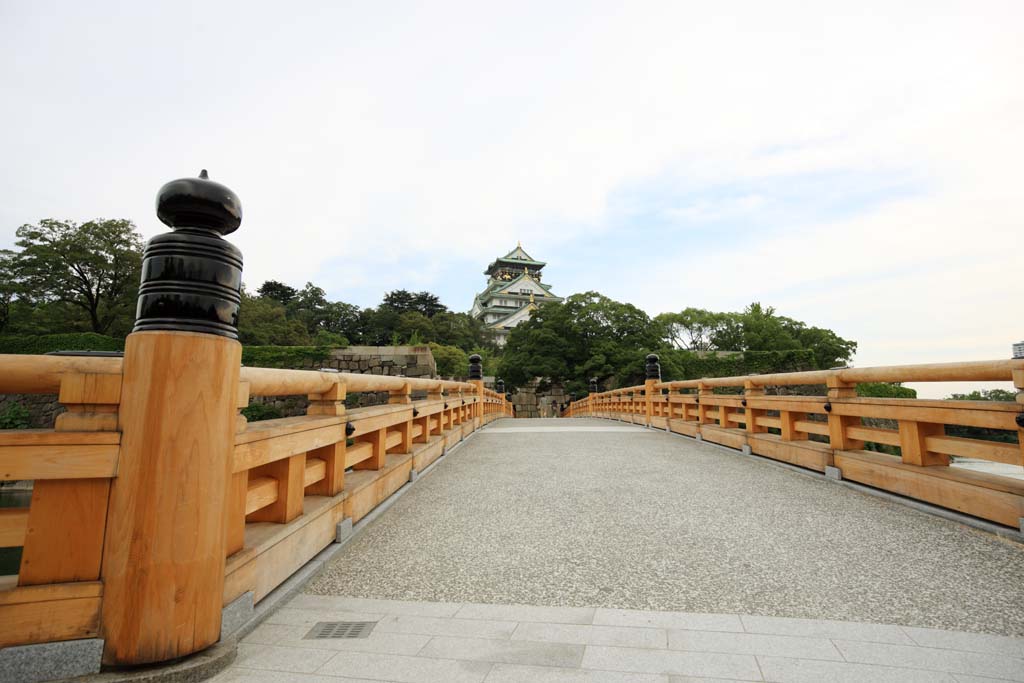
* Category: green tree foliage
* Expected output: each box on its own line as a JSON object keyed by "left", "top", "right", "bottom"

{"left": 856, "top": 382, "right": 917, "bottom": 399}
{"left": 945, "top": 389, "right": 1019, "bottom": 445}
{"left": 237, "top": 289, "right": 311, "bottom": 345}
{"left": 501, "top": 293, "right": 858, "bottom": 393}
{"left": 656, "top": 303, "right": 856, "bottom": 370}
{"left": 499, "top": 292, "right": 662, "bottom": 392}
{"left": 9, "top": 219, "right": 143, "bottom": 335}
{"left": 256, "top": 280, "right": 298, "bottom": 306}
{"left": 429, "top": 342, "right": 469, "bottom": 378}
{"left": 0, "top": 402, "right": 30, "bottom": 430}
{"left": 382, "top": 290, "right": 447, "bottom": 317}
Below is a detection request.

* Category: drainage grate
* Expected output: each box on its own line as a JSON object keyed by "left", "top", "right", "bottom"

{"left": 304, "top": 621, "right": 376, "bottom": 640}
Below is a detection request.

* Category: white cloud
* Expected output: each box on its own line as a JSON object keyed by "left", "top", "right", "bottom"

{"left": 0, "top": 1, "right": 1020, "bottom": 392}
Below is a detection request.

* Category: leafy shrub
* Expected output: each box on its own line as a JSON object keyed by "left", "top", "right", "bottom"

{"left": 0, "top": 333, "right": 124, "bottom": 355}
{"left": 241, "top": 403, "right": 283, "bottom": 422}
{"left": 241, "top": 346, "right": 331, "bottom": 369}
{"left": 0, "top": 402, "right": 30, "bottom": 430}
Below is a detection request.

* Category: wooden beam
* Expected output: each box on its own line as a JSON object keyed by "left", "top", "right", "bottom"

{"left": 247, "top": 454, "right": 306, "bottom": 524}
{"left": 0, "top": 508, "right": 29, "bottom": 548}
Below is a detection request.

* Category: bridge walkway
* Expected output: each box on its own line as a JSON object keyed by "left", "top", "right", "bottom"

{"left": 213, "top": 417, "right": 1024, "bottom": 682}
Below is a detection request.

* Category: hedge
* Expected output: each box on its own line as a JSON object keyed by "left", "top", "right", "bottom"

{"left": 240, "top": 345, "right": 332, "bottom": 369}
{"left": 0, "top": 333, "right": 125, "bottom": 355}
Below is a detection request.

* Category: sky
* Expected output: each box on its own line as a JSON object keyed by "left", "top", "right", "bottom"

{"left": 1, "top": 1, "right": 1021, "bottom": 398}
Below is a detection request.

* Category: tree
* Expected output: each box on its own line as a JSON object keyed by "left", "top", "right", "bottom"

{"left": 257, "top": 280, "right": 298, "bottom": 306}
{"left": 429, "top": 342, "right": 469, "bottom": 378}
{"left": 237, "top": 289, "right": 311, "bottom": 345}
{"left": 0, "top": 250, "right": 15, "bottom": 333}
{"left": 13, "top": 219, "right": 143, "bottom": 334}
{"left": 382, "top": 289, "right": 448, "bottom": 318}
{"left": 499, "top": 292, "right": 662, "bottom": 390}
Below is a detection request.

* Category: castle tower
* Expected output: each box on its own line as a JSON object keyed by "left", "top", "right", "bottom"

{"left": 470, "top": 243, "right": 562, "bottom": 347}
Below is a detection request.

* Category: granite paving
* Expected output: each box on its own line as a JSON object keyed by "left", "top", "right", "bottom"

{"left": 211, "top": 595, "right": 1024, "bottom": 682}
{"left": 305, "top": 418, "right": 1024, "bottom": 636}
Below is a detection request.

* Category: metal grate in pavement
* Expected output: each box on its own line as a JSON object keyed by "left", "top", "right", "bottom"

{"left": 303, "top": 621, "right": 376, "bottom": 639}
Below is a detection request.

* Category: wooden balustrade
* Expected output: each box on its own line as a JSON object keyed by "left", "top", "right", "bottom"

{"left": 566, "top": 359, "right": 1024, "bottom": 529}
{"left": 0, "top": 353, "right": 511, "bottom": 662}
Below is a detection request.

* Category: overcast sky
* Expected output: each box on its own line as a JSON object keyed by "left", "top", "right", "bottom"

{"left": 1, "top": 1, "right": 1020, "bottom": 397}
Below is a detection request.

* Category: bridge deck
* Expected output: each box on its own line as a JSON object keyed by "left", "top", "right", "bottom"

{"left": 214, "top": 417, "right": 1024, "bottom": 682}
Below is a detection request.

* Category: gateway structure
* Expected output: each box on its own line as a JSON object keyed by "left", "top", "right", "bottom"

{"left": 470, "top": 244, "right": 562, "bottom": 347}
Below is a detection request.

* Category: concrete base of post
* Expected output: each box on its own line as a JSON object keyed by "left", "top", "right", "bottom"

{"left": 336, "top": 518, "right": 354, "bottom": 544}
{"left": 695, "top": 434, "right": 703, "bottom": 442}
{"left": 0, "top": 638, "right": 103, "bottom": 683}
{"left": 825, "top": 466, "right": 843, "bottom": 481}
{"left": 410, "top": 468, "right": 419, "bottom": 482}
{"left": 221, "top": 592, "right": 255, "bottom": 641}
{"left": 741, "top": 445, "right": 752, "bottom": 455}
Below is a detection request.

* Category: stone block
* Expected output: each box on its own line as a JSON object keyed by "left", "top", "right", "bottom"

{"left": 336, "top": 517, "right": 354, "bottom": 543}
{"left": 221, "top": 591, "right": 255, "bottom": 640}
{"left": 741, "top": 445, "right": 751, "bottom": 455}
{"left": 825, "top": 466, "right": 843, "bottom": 481}
{"left": 0, "top": 638, "right": 103, "bottom": 683}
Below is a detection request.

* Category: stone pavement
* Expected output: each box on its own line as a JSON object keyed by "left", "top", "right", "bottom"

{"left": 212, "top": 595, "right": 1024, "bottom": 682}
{"left": 212, "top": 418, "right": 1024, "bottom": 682}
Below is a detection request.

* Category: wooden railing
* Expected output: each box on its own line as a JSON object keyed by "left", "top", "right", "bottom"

{"left": 0, "top": 352, "right": 510, "bottom": 664}
{"left": 566, "top": 360, "right": 1024, "bottom": 529}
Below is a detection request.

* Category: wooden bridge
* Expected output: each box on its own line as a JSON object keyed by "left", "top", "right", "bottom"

{"left": 0, "top": 172, "right": 1022, "bottom": 682}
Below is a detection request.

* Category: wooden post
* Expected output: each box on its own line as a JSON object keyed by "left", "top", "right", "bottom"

{"left": 226, "top": 380, "right": 252, "bottom": 557}
{"left": 306, "top": 380, "right": 347, "bottom": 496}
{"left": 1013, "top": 368, "right": 1024, "bottom": 465}
{"left": 826, "top": 376, "right": 863, "bottom": 451}
{"left": 743, "top": 381, "right": 765, "bottom": 436}
{"left": 100, "top": 170, "right": 245, "bottom": 666}
{"left": 899, "top": 421, "right": 949, "bottom": 466}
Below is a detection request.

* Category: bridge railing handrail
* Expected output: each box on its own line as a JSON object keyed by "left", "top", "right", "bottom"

{"left": 565, "top": 355, "right": 1024, "bottom": 532}
{"left": 0, "top": 349, "right": 511, "bottom": 662}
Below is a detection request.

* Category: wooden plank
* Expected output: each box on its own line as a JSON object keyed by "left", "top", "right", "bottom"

{"left": 344, "top": 442, "right": 373, "bottom": 469}
{"left": 344, "top": 455, "right": 413, "bottom": 523}
{"left": 305, "top": 442, "right": 345, "bottom": 496}
{"left": 385, "top": 430, "right": 403, "bottom": 451}
{"left": 924, "top": 434, "right": 1022, "bottom": 465}
{"left": 835, "top": 450, "right": 1024, "bottom": 526}
{"left": 793, "top": 420, "right": 830, "bottom": 436}
{"left": 846, "top": 425, "right": 901, "bottom": 447}
{"left": 0, "top": 580, "right": 102, "bottom": 606}
{"left": 19, "top": 479, "right": 110, "bottom": 585}
{"left": 0, "top": 596, "right": 101, "bottom": 648}
{"left": 247, "top": 454, "right": 305, "bottom": 524}
{"left": 0, "top": 508, "right": 28, "bottom": 548}
{"left": 755, "top": 416, "right": 781, "bottom": 428}
{"left": 749, "top": 433, "right": 833, "bottom": 472}
{"left": 411, "top": 436, "right": 445, "bottom": 472}
{"left": 700, "top": 426, "right": 747, "bottom": 450}
{"left": 0, "top": 445, "right": 118, "bottom": 480}
{"left": 224, "top": 494, "right": 344, "bottom": 605}
{"left": 830, "top": 402, "right": 1018, "bottom": 430}
{"left": 346, "top": 404, "right": 414, "bottom": 438}
{"left": 244, "top": 476, "right": 279, "bottom": 516}
{"left": 234, "top": 415, "right": 341, "bottom": 445}
{"left": 353, "top": 428, "right": 386, "bottom": 471}
{"left": 233, "top": 424, "right": 343, "bottom": 473}
{"left": 0, "top": 430, "right": 120, "bottom": 446}
{"left": 303, "top": 457, "right": 326, "bottom": 487}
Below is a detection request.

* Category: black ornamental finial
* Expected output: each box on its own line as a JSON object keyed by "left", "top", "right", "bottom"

{"left": 468, "top": 354, "right": 483, "bottom": 380}
{"left": 133, "top": 170, "right": 244, "bottom": 338}
{"left": 645, "top": 354, "right": 661, "bottom": 381}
